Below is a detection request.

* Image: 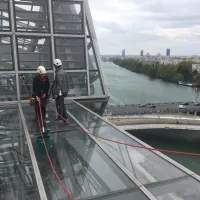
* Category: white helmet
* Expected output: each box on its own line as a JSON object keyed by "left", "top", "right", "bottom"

{"left": 37, "top": 66, "right": 46, "bottom": 74}
{"left": 53, "top": 59, "right": 62, "bottom": 67}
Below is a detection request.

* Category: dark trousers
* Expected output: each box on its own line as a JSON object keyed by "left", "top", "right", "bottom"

{"left": 56, "top": 95, "right": 67, "bottom": 119}
{"left": 35, "top": 99, "right": 47, "bottom": 118}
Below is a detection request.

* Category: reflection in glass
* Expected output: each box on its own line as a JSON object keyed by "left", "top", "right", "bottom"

{"left": 147, "top": 176, "right": 200, "bottom": 200}
{"left": 0, "top": 74, "right": 17, "bottom": 100}
{"left": 67, "top": 72, "right": 88, "bottom": 97}
{"left": 20, "top": 102, "right": 135, "bottom": 199}
{"left": 0, "top": 105, "right": 40, "bottom": 200}
{"left": 94, "top": 188, "right": 148, "bottom": 200}
{"left": 0, "top": 36, "right": 13, "bottom": 70}
{"left": 90, "top": 71, "right": 104, "bottom": 96}
{"left": 52, "top": 1, "right": 83, "bottom": 34}
{"left": 55, "top": 38, "right": 86, "bottom": 70}
{"left": 19, "top": 73, "right": 54, "bottom": 100}
{"left": 14, "top": 0, "right": 49, "bottom": 32}
{"left": 87, "top": 38, "right": 97, "bottom": 70}
{"left": 0, "top": 0, "right": 10, "bottom": 31}
{"left": 33, "top": 130, "right": 135, "bottom": 199}
{"left": 68, "top": 101, "right": 186, "bottom": 185}
{"left": 17, "top": 37, "right": 51, "bottom": 70}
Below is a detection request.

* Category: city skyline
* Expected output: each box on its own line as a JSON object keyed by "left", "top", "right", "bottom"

{"left": 89, "top": 0, "right": 200, "bottom": 56}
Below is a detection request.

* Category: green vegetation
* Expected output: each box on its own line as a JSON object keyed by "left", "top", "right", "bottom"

{"left": 112, "top": 58, "right": 199, "bottom": 83}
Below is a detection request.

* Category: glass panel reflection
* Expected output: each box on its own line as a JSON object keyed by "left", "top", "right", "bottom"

{"left": 0, "top": 104, "right": 40, "bottom": 200}
{"left": 93, "top": 188, "right": 148, "bottom": 200}
{"left": 147, "top": 176, "right": 200, "bottom": 200}
{"left": 52, "top": 1, "right": 83, "bottom": 34}
{"left": 69, "top": 101, "right": 187, "bottom": 185}
{"left": 17, "top": 37, "right": 51, "bottom": 70}
{"left": 55, "top": 38, "right": 86, "bottom": 70}
{"left": 22, "top": 104, "right": 135, "bottom": 200}
{"left": 87, "top": 38, "right": 97, "bottom": 70}
{"left": 0, "top": 0, "right": 10, "bottom": 31}
{"left": 67, "top": 72, "right": 88, "bottom": 97}
{"left": 19, "top": 72, "right": 54, "bottom": 100}
{"left": 14, "top": 0, "right": 49, "bottom": 32}
{"left": 0, "top": 36, "right": 13, "bottom": 70}
{"left": 0, "top": 74, "right": 17, "bottom": 101}
{"left": 90, "top": 71, "right": 104, "bottom": 96}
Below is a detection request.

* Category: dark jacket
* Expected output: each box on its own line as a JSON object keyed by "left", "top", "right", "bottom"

{"left": 52, "top": 66, "right": 69, "bottom": 96}
{"left": 32, "top": 75, "right": 50, "bottom": 98}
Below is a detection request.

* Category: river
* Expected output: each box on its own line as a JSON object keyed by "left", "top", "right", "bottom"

{"left": 102, "top": 62, "right": 200, "bottom": 106}
{"left": 102, "top": 61, "right": 200, "bottom": 175}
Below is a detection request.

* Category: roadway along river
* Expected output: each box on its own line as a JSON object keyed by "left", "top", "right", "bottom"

{"left": 102, "top": 62, "right": 200, "bottom": 106}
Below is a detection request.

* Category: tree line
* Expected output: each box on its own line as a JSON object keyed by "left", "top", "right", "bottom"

{"left": 112, "top": 58, "right": 200, "bottom": 83}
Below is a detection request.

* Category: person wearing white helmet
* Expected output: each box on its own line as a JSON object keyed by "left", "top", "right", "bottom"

{"left": 32, "top": 66, "right": 50, "bottom": 121}
{"left": 52, "top": 59, "right": 69, "bottom": 122}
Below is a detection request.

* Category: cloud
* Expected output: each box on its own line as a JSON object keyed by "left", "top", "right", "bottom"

{"left": 88, "top": 0, "right": 200, "bottom": 55}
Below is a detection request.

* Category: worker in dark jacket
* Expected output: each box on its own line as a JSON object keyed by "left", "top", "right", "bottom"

{"left": 32, "top": 66, "right": 50, "bottom": 120}
{"left": 52, "top": 59, "right": 69, "bottom": 122}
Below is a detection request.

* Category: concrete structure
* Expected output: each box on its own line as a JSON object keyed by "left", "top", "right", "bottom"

{"left": 122, "top": 49, "right": 125, "bottom": 58}
{"left": 166, "top": 48, "right": 170, "bottom": 56}
{"left": 140, "top": 50, "right": 144, "bottom": 56}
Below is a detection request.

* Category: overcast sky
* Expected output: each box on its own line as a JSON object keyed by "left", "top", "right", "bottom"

{"left": 88, "top": 0, "right": 200, "bottom": 56}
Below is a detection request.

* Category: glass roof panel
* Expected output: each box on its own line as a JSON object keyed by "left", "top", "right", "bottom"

{"left": 0, "top": 104, "right": 41, "bottom": 200}
{"left": 88, "top": 188, "right": 149, "bottom": 200}
{"left": 67, "top": 101, "right": 187, "bottom": 185}
{"left": 147, "top": 176, "right": 200, "bottom": 200}
{"left": 21, "top": 103, "right": 136, "bottom": 200}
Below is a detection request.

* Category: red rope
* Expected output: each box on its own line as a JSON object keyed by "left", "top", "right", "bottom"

{"left": 22, "top": 79, "right": 200, "bottom": 199}
{"left": 37, "top": 98, "right": 75, "bottom": 200}
{"left": 48, "top": 104, "right": 200, "bottom": 157}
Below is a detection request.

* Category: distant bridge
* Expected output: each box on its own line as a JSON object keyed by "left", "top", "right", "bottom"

{"left": 106, "top": 114, "right": 200, "bottom": 131}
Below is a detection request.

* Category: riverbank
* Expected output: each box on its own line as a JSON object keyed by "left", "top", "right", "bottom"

{"left": 102, "top": 62, "right": 200, "bottom": 105}
{"left": 112, "top": 58, "right": 200, "bottom": 84}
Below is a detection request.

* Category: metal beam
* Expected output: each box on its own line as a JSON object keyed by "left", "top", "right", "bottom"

{"left": 9, "top": 0, "right": 20, "bottom": 101}
{"left": 83, "top": 2, "right": 90, "bottom": 96}
{"left": 18, "top": 103, "right": 47, "bottom": 200}
{"left": 84, "top": 0, "right": 109, "bottom": 96}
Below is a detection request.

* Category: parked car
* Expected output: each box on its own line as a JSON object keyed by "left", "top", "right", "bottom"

{"left": 178, "top": 105, "right": 186, "bottom": 109}
{"left": 139, "top": 104, "right": 146, "bottom": 107}
{"left": 149, "top": 105, "right": 156, "bottom": 108}
{"left": 194, "top": 102, "right": 200, "bottom": 106}
{"left": 182, "top": 102, "right": 189, "bottom": 105}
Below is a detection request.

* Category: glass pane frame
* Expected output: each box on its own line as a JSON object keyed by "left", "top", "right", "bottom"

{"left": 55, "top": 37, "right": 87, "bottom": 70}
{"left": 13, "top": 0, "right": 50, "bottom": 33}
{"left": 0, "top": 73, "right": 17, "bottom": 100}
{"left": 147, "top": 176, "right": 200, "bottom": 200}
{"left": 0, "top": 36, "right": 14, "bottom": 70}
{"left": 66, "top": 71, "right": 89, "bottom": 97}
{"left": 0, "top": 0, "right": 11, "bottom": 31}
{"left": 16, "top": 36, "right": 52, "bottom": 70}
{"left": 0, "top": 104, "right": 41, "bottom": 200}
{"left": 52, "top": 0, "right": 84, "bottom": 34}
{"left": 89, "top": 70, "right": 104, "bottom": 96}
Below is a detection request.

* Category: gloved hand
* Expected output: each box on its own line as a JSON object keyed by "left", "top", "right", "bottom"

{"left": 54, "top": 95, "right": 58, "bottom": 99}
{"left": 41, "top": 94, "right": 46, "bottom": 99}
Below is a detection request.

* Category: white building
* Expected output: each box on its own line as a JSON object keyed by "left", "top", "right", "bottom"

{"left": 192, "top": 64, "right": 200, "bottom": 72}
